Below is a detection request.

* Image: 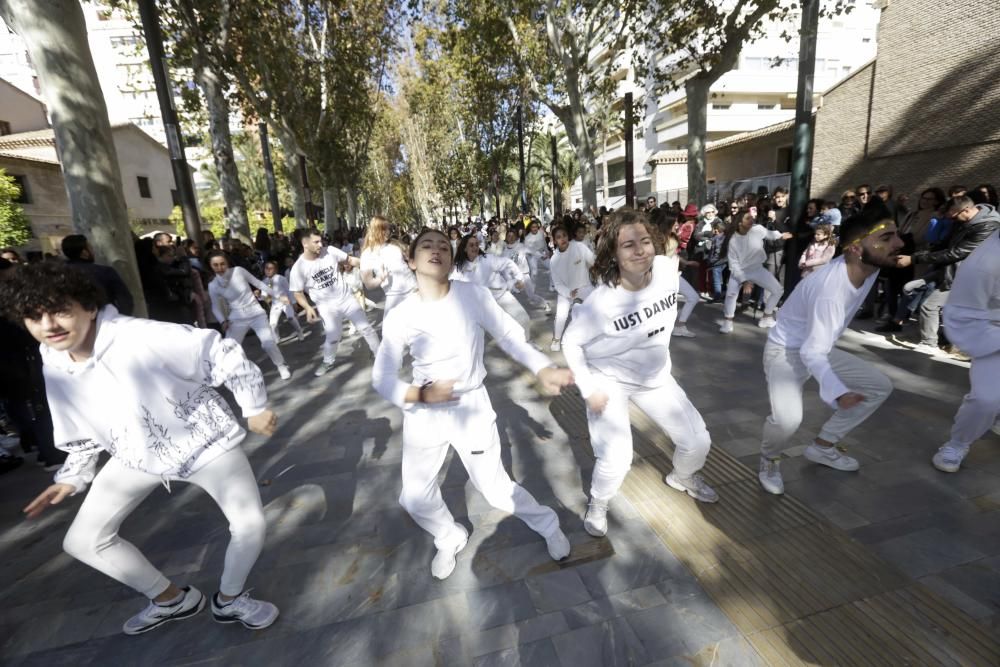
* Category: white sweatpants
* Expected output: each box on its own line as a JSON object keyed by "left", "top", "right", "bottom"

{"left": 587, "top": 374, "right": 712, "bottom": 503}
{"left": 948, "top": 351, "right": 1000, "bottom": 449}
{"left": 761, "top": 342, "right": 893, "bottom": 458}
{"left": 554, "top": 285, "right": 594, "bottom": 342}
{"left": 496, "top": 291, "right": 531, "bottom": 337}
{"left": 398, "top": 387, "right": 560, "bottom": 550}
{"left": 269, "top": 302, "right": 303, "bottom": 338}
{"left": 316, "top": 297, "right": 379, "bottom": 364}
{"left": 724, "top": 266, "right": 783, "bottom": 318}
{"left": 677, "top": 276, "right": 699, "bottom": 323}
{"left": 227, "top": 312, "right": 285, "bottom": 369}
{"left": 62, "top": 447, "right": 266, "bottom": 599}
{"left": 517, "top": 277, "right": 549, "bottom": 310}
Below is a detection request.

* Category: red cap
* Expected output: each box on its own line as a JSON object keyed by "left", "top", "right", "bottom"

{"left": 682, "top": 203, "right": 699, "bottom": 217}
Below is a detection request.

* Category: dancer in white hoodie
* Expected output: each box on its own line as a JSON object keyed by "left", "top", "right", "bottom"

{"left": 359, "top": 215, "right": 417, "bottom": 314}
{"left": 11, "top": 262, "right": 279, "bottom": 636}
{"left": 502, "top": 228, "right": 552, "bottom": 315}
{"left": 549, "top": 225, "right": 596, "bottom": 351}
{"left": 263, "top": 260, "right": 305, "bottom": 342}
{"left": 719, "top": 213, "right": 792, "bottom": 333}
{"left": 562, "top": 210, "right": 717, "bottom": 538}
{"left": 206, "top": 252, "right": 291, "bottom": 380}
{"left": 372, "top": 228, "right": 573, "bottom": 580}
{"left": 523, "top": 219, "right": 550, "bottom": 283}
{"left": 451, "top": 234, "right": 532, "bottom": 334}
{"left": 289, "top": 229, "right": 380, "bottom": 376}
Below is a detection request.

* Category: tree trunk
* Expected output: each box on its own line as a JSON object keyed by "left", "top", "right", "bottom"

{"left": 345, "top": 185, "right": 359, "bottom": 229}
{"left": 322, "top": 185, "right": 338, "bottom": 231}
{"left": 196, "top": 61, "right": 251, "bottom": 244}
{"left": 685, "top": 77, "right": 710, "bottom": 207}
{"left": 274, "top": 126, "right": 308, "bottom": 228}
{"left": 0, "top": 0, "right": 147, "bottom": 315}
{"left": 559, "top": 107, "right": 598, "bottom": 212}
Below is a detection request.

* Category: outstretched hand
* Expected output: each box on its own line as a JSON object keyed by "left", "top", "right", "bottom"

{"left": 248, "top": 409, "right": 278, "bottom": 436}
{"left": 537, "top": 367, "right": 574, "bottom": 395}
{"left": 837, "top": 392, "right": 865, "bottom": 410}
{"left": 24, "top": 483, "right": 74, "bottom": 519}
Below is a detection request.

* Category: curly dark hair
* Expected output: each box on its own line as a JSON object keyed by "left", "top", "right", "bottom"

{"left": 1, "top": 261, "right": 108, "bottom": 321}
{"left": 591, "top": 208, "right": 668, "bottom": 287}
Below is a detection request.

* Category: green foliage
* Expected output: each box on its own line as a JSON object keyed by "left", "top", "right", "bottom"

{"left": 0, "top": 169, "right": 33, "bottom": 247}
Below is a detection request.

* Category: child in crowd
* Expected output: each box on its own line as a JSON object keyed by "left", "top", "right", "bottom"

{"left": 799, "top": 224, "right": 836, "bottom": 278}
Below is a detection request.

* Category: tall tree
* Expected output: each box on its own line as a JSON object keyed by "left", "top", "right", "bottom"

{"left": 0, "top": 0, "right": 146, "bottom": 314}
{"left": 0, "top": 169, "right": 32, "bottom": 247}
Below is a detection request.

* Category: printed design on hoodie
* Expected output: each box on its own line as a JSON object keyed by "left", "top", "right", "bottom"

{"left": 54, "top": 439, "right": 102, "bottom": 480}
{"left": 202, "top": 340, "right": 266, "bottom": 397}
{"left": 106, "top": 427, "right": 144, "bottom": 470}
{"left": 167, "top": 385, "right": 238, "bottom": 477}
{"left": 141, "top": 406, "right": 188, "bottom": 472}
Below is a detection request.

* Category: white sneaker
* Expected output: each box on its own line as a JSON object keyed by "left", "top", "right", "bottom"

{"left": 545, "top": 529, "right": 571, "bottom": 561}
{"left": 543, "top": 302, "right": 552, "bottom": 314}
{"left": 672, "top": 325, "right": 696, "bottom": 338}
{"left": 314, "top": 360, "right": 335, "bottom": 377}
{"left": 211, "top": 591, "right": 279, "bottom": 630}
{"left": 550, "top": 340, "right": 561, "bottom": 352}
{"left": 278, "top": 365, "right": 291, "bottom": 380}
{"left": 122, "top": 586, "right": 205, "bottom": 635}
{"left": 757, "top": 315, "right": 777, "bottom": 328}
{"left": 431, "top": 527, "right": 469, "bottom": 580}
{"left": 913, "top": 343, "right": 946, "bottom": 357}
{"left": 758, "top": 458, "right": 784, "bottom": 495}
{"left": 719, "top": 320, "right": 734, "bottom": 334}
{"left": 664, "top": 471, "right": 719, "bottom": 503}
{"left": 584, "top": 499, "right": 609, "bottom": 537}
{"left": 932, "top": 444, "right": 969, "bottom": 473}
{"left": 803, "top": 443, "right": 859, "bottom": 471}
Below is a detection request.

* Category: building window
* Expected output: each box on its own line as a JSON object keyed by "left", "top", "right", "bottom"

{"left": 137, "top": 176, "right": 152, "bottom": 199}
{"left": 862, "top": 37, "right": 872, "bottom": 43}
{"left": 757, "top": 104, "right": 779, "bottom": 110}
{"left": 711, "top": 103, "right": 731, "bottom": 110}
{"left": 0, "top": 120, "right": 10, "bottom": 136}
{"left": 10, "top": 174, "right": 31, "bottom": 204}
{"left": 171, "top": 189, "right": 180, "bottom": 206}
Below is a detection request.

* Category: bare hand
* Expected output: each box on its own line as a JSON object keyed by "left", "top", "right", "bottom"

{"left": 781, "top": 232, "right": 793, "bottom": 240}
{"left": 586, "top": 391, "right": 610, "bottom": 415}
{"left": 24, "top": 483, "right": 75, "bottom": 519}
{"left": 537, "top": 367, "right": 574, "bottom": 395}
{"left": 570, "top": 289, "right": 579, "bottom": 298}
{"left": 837, "top": 392, "right": 865, "bottom": 410}
{"left": 741, "top": 282, "right": 753, "bottom": 297}
{"left": 222, "top": 320, "right": 230, "bottom": 332}
{"left": 767, "top": 210, "right": 776, "bottom": 221}
{"left": 305, "top": 307, "right": 319, "bottom": 323}
{"left": 896, "top": 255, "right": 913, "bottom": 268}
{"left": 515, "top": 281, "right": 525, "bottom": 291}
{"left": 248, "top": 409, "right": 278, "bottom": 436}
{"left": 420, "top": 379, "right": 458, "bottom": 404}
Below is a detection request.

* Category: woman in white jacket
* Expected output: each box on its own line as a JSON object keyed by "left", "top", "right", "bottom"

{"left": 207, "top": 252, "right": 291, "bottom": 380}
{"left": 549, "top": 225, "right": 596, "bottom": 351}
{"left": 719, "top": 213, "right": 792, "bottom": 334}
{"left": 359, "top": 215, "right": 417, "bottom": 314}
{"left": 451, "top": 234, "right": 533, "bottom": 335}
{"left": 371, "top": 228, "right": 573, "bottom": 580}
{"left": 562, "top": 210, "right": 718, "bottom": 539}
{"left": 13, "top": 262, "right": 280, "bottom": 636}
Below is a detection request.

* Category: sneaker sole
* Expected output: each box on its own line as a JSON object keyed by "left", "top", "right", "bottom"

{"left": 124, "top": 594, "right": 206, "bottom": 636}
{"left": 803, "top": 452, "right": 860, "bottom": 472}
{"left": 932, "top": 460, "right": 961, "bottom": 473}
{"left": 212, "top": 608, "right": 280, "bottom": 630}
{"left": 758, "top": 476, "right": 785, "bottom": 495}
{"left": 664, "top": 475, "right": 719, "bottom": 503}
{"left": 584, "top": 521, "right": 607, "bottom": 538}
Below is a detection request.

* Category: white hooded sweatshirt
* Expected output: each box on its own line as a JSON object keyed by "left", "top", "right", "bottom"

{"left": 450, "top": 254, "right": 524, "bottom": 299}
{"left": 44, "top": 306, "right": 268, "bottom": 494}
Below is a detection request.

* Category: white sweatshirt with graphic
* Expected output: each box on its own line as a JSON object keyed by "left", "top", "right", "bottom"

{"left": 44, "top": 306, "right": 267, "bottom": 494}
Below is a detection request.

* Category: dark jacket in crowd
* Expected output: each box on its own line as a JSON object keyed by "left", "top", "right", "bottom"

{"left": 913, "top": 203, "right": 1000, "bottom": 291}
{"left": 66, "top": 258, "right": 135, "bottom": 316}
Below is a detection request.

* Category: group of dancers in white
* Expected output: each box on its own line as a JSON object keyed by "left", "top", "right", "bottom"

{"left": 8, "top": 206, "right": 998, "bottom": 637}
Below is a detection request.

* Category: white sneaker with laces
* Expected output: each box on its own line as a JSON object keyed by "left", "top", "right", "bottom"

{"left": 803, "top": 443, "right": 859, "bottom": 471}
{"left": 719, "top": 320, "right": 734, "bottom": 334}
{"left": 314, "top": 360, "right": 335, "bottom": 377}
{"left": 757, "top": 315, "right": 777, "bottom": 328}
{"left": 545, "top": 529, "right": 571, "bottom": 560}
{"left": 758, "top": 458, "right": 784, "bottom": 495}
{"left": 584, "top": 499, "right": 609, "bottom": 537}
{"left": 122, "top": 586, "right": 205, "bottom": 635}
{"left": 431, "top": 526, "right": 469, "bottom": 580}
{"left": 550, "top": 340, "right": 561, "bottom": 352}
{"left": 211, "top": 591, "right": 279, "bottom": 630}
{"left": 913, "top": 343, "right": 946, "bottom": 357}
{"left": 278, "top": 365, "right": 291, "bottom": 380}
{"left": 672, "top": 325, "right": 696, "bottom": 338}
{"left": 932, "top": 444, "right": 969, "bottom": 473}
{"left": 664, "top": 471, "right": 719, "bottom": 503}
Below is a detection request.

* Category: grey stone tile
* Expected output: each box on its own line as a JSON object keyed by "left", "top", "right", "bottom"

{"left": 473, "top": 638, "right": 561, "bottom": 667}
{"left": 646, "top": 635, "right": 767, "bottom": 667}
{"left": 373, "top": 592, "right": 472, "bottom": 657}
{"left": 623, "top": 590, "right": 739, "bottom": 656}
{"left": 524, "top": 569, "right": 592, "bottom": 613}
{"left": 919, "top": 575, "right": 996, "bottom": 620}
{"left": 467, "top": 581, "right": 538, "bottom": 631}
{"left": 936, "top": 561, "right": 1000, "bottom": 613}
{"left": 461, "top": 611, "right": 570, "bottom": 658}
{"left": 550, "top": 617, "right": 650, "bottom": 666}
{"left": 562, "top": 585, "right": 668, "bottom": 630}
{"left": 813, "top": 501, "right": 871, "bottom": 530}
{"left": 872, "top": 528, "right": 985, "bottom": 578}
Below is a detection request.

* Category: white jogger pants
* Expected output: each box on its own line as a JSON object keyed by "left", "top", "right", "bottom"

{"left": 62, "top": 447, "right": 266, "bottom": 599}
{"left": 724, "top": 266, "right": 783, "bottom": 318}
{"left": 398, "top": 387, "right": 560, "bottom": 550}
{"left": 269, "top": 302, "right": 303, "bottom": 337}
{"left": 496, "top": 291, "right": 531, "bottom": 337}
{"left": 316, "top": 297, "right": 379, "bottom": 364}
{"left": 948, "top": 351, "right": 1000, "bottom": 449}
{"left": 587, "top": 374, "right": 712, "bottom": 503}
{"left": 554, "top": 285, "right": 594, "bottom": 342}
{"left": 678, "top": 276, "right": 699, "bottom": 323}
{"left": 227, "top": 312, "right": 285, "bottom": 369}
{"left": 761, "top": 342, "right": 893, "bottom": 458}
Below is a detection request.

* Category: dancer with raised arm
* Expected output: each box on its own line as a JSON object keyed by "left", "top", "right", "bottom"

{"left": 719, "top": 213, "right": 792, "bottom": 333}
{"left": 452, "top": 233, "right": 532, "bottom": 334}
{"left": 372, "top": 228, "right": 574, "bottom": 579}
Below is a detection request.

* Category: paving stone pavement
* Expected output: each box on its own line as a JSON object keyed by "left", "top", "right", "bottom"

{"left": 1, "top": 279, "right": 998, "bottom": 665}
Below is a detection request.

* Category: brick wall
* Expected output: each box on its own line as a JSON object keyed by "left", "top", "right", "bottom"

{"left": 811, "top": 0, "right": 1000, "bottom": 203}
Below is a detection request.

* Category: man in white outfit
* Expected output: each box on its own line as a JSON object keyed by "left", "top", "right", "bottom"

{"left": 720, "top": 213, "right": 792, "bottom": 333}
{"left": 549, "top": 225, "right": 595, "bottom": 351}
{"left": 758, "top": 213, "right": 902, "bottom": 495}
{"left": 933, "top": 230, "right": 1000, "bottom": 472}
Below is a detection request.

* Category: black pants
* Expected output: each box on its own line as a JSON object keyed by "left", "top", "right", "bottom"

{"left": 3, "top": 398, "right": 65, "bottom": 466}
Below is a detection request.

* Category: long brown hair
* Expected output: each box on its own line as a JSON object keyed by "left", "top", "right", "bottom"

{"left": 362, "top": 215, "right": 391, "bottom": 252}
{"left": 591, "top": 208, "right": 669, "bottom": 287}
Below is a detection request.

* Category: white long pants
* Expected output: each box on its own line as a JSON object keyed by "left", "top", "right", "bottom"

{"left": 724, "top": 266, "right": 783, "bottom": 318}
{"left": 399, "top": 387, "right": 560, "bottom": 550}
{"left": 948, "top": 351, "right": 1000, "bottom": 449}
{"left": 587, "top": 374, "right": 712, "bottom": 503}
{"left": 517, "top": 277, "right": 549, "bottom": 310}
{"left": 761, "top": 342, "right": 893, "bottom": 458}
{"left": 62, "top": 447, "right": 266, "bottom": 599}
{"left": 269, "top": 302, "right": 303, "bottom": 338}
{"left": 228, "top": 312, "right": 285, "bottom": 369}
{"left": 496, "top": 291, "right": 531, "bottom": 337}
{"left": 554, "top": 284, "right": 594, "bottom": 342}
{"left": 677, "top": 276, "right": 699, "bottom": 323}
{"left": 316, "top": 297, "right": 379, "bottom": 364}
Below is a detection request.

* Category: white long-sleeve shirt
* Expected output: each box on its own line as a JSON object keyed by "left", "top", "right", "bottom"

{"left": 43, "top": 306, "right": 267, "bottom": 494}
{"left": 502, "top": 242, "right": 532, "bottom": 277}
{"left": 524, "top": 230, "right": 549, "bottom": 258}
{"left": 289, "top": 246, "right": 352, "bottom": 302}
{"left": 372, "top": 281, "right": 552, "bottom": 409}
{"left": 727, "top": 226, "right": 784, "bottom": 280}
{"left": 451, "top": 254, "right": 523, "bottom": 299}
{"left": 768, "top": 257, "right": 879, "bottom": 407}
{"left": 360, "top": 243, "right": 417, "bottom": 297}
{"left": 550, "top": 241, "right": 595, "bottom": 298}
{"left": 263, "top": 274, "right": 292, "bottom": 303}
{"left": 943, "top": 230, "right": 1000, "bottom": 358}
{"left": 208, "top": 267, "right": 273, "bottom": 322}
{"left": 562, "top": 255, "right": 680, "bottom": 398}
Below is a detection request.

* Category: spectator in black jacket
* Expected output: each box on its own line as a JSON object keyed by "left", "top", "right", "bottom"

{"left": 61, "top": 234, "right": 135, "bottom": 315}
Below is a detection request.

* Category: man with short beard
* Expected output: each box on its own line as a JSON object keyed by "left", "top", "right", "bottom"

{"left": 756, "top": 212, "right": 903, "bottom": 495}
